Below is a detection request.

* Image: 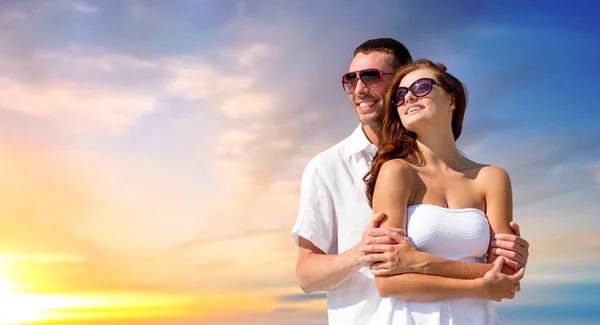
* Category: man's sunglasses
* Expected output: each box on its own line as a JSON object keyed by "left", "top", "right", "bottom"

{"left": 341, "top": 69, "right": 395, "bottom": 93}
{"left": 391, "top": 78, "right": 448, "bottom": 106}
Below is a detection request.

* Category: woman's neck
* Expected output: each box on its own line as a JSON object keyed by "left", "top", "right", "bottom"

{"left": 414, "top": 127, "right": 462, "bottom": 169}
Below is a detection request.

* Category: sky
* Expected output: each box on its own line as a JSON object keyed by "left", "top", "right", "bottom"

{"left": 0, "top": 0, "right": 599, "bottom": 324}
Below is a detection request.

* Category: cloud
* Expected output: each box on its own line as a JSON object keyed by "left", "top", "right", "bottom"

{"left": 225, "top": 43, "right": 281, "bottom": 69}
{"left": 0, "top": 11, "right": 27, "bottom": 24}
{"left": 0, "top": 77, "right": 156, "bottom": 134}
{"left": 277, "top": 293, "right": 327, "bottom": 304}
{"left": 588, "top": 162, "right": 600, "bottom": 187}
{"left": 0, "top": 47, "right": 168, "bottom": 134}
{"left": 167, "top": 60, "right": 255, "bottom": 101}
{"left": 72, "top": 3, "right": 99, "bottom": 13}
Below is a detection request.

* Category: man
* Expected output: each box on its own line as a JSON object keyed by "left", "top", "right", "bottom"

{"left": 291, "top": 38, "right": 529, "bottom": 325}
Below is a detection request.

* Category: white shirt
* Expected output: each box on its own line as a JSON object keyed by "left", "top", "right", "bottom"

{"left": 291, "top": 124, "right": 380, "bottom": 325}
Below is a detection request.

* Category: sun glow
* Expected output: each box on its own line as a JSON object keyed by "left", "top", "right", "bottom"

{"left": 0, "top": 260, "right": 52, "bottom": 325}
{"left": 0, "top": 255, "right": 200, "bottom": 325}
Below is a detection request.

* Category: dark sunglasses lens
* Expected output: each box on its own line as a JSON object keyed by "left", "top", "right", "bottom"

{"left": 413, "top": 79, "right": 433, "bottom": 96}
{"left": 342, "top": 73, "right": 357, "bottom": 92}
{"left": 359, "top": 69, "right": 382, "bottom": 86}
{"left": 395, "top": 88, "right": 408, "bottom": 105}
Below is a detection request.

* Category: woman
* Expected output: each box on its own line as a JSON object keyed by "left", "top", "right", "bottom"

{"left": 362, "top": 59, "right": 524, "bottom": 324}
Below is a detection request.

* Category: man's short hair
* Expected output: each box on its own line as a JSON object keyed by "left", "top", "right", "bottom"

{"left": 354, "top": 38, "right": 412, "bottom": 70}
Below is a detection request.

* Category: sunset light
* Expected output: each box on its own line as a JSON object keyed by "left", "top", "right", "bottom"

{"left": 0, "top": 259, "right": 50, "bottom": 325}
{"left": 0, "top": 256, "right": 200, "bottom": 324}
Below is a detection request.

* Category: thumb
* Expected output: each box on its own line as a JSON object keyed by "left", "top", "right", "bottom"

{"left": 386, "top": 230, "right": 405, "bottom": 241}
{"left": 493, "top": 257, "right": 504, "bottom": 271}
{"left": 370, "top": 212, "right": 386, "bottom": 227}
{"left": 511, "top": 265, "right": 526, "bottom": 281}
{"left": 510, "top": 221, "right": 521, "bottom": 237}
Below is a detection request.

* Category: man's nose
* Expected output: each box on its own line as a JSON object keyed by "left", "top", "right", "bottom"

{"left": 355, "top": 79, "right": 369, "bottom": 95}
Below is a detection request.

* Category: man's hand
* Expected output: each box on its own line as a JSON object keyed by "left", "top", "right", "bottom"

{"left": 351, "top": 212, "right": 406, "bottom": 268}
{"left": 358, "top": 229, "right": 420, "bottom": 275}
{"left": 491, "top": 221, "right": 530, "bottom": 271}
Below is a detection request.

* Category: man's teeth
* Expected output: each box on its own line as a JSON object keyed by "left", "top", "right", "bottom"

{"left": 359, "top": 101, "right": 376, "bottom": 108}
{"left": 408, "top": 107, "right": 421, "bottom": 114}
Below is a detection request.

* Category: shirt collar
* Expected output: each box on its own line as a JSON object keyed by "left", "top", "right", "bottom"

{"left": 346, "top": 124, "right": 377, "bottom": 157}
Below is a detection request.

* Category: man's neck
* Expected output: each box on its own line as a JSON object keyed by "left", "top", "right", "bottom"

{"left": 361, "top": 124, "right": 380, "bottom": 147}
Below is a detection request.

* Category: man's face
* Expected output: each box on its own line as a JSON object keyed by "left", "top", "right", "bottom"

{"left": 347, "top": 52, "right": 396, "bottom": 128}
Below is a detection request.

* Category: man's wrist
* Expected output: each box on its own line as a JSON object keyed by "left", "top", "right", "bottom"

{"left": 409, "top": 251, "right": 431, "bottom": 274}
{"left": 339, "top": 245, "right": 363, "bottom": 270}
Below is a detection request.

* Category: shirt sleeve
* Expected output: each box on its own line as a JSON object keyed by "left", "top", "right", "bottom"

{"left": 290, "top": 157, "right": 336, "bottom": 254}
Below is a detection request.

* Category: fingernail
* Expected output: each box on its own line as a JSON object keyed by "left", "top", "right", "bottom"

{"left": 491, "top": 240, "right": 497, "bottom": 246}
{"left": 492, "top": 248, "right": 498, "bottom": 254}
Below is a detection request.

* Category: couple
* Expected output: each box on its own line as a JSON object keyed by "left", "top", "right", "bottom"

{"left": 291, "top": 38, "right": 529, "bottom": 324}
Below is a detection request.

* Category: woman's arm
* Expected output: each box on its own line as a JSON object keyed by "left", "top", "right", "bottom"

{"left": 371, "top": 160, "right": 521, "bottom": 301}
{"left": 480, "top": 165, "right": 517, "bottom": 275}
{"left": 361, "top": 239, "right": 494, "bottom": 279}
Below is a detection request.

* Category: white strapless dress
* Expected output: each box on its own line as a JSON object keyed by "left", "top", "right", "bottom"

{"left": 370, "top": 204, "right": 500, "bottom": 325}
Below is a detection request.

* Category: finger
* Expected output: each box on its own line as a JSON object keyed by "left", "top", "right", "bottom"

{"left": 367, "top": 236, "right": 398, "bottom": 245}
{"left": 369, "top": 261, "right": 384, "bottom": 270}
{"left": 506, "top": 292, "right": 515, "bottom": 300}
{"left": 509, "top": 221, "right": 521, "bottom": 237}
{"left": 510, "top": 265, "right": 526, "bottom": 281}
{"left": 371, "top": 268, "right": 392, "bottom": 276}
{"left": 359, "top": 253, "right": 387, "bottom": 264}
{"left": 370, "top": 262, "right": 390, "bottom": 271}
{"left": 369, "top": 212, "right": 386, "bottom": 228}
{"left": 495, "top": 233, "right": 529, "bottom": 250}
{"left": 385, "top": 230, "right": 407, "bottom": 241}
{"left": 500, "top": 257, "right": 522, "bottom": 272}
{"left": 491, "top": 241, "right": 529, "bottom": 264}
{"left": 366, "top": 227, "right": 406, "bottom": 238}
{"left": 492, "top": 247, "right": 526, "bottom": 267}
{"left": 492, "top": 256, "right": 504, "bottom": 271}
{"left": 513, "top": 281, "right": 521, "bottom": 293}
{"left": 386, "top": 228, "right": 406, "bottom": 235}
{"left": 492, "top": 238, "right": 529, "bottom": 259}
{"left": 491, "top": 239, "right": 522, "bottom": 252}
{"left": 491, "top": 248, "right": 524, "bottom": 262}
{"left": 360, "top": 244, "right": 394, "bottom": 254}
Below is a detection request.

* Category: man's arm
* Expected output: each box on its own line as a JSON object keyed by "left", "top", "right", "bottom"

{"left": 296, "top": 213, "right": 406, "bottom": 293}
{"left": 296, "top": 237, "right": 361, "bottom": 293}
{"left": 292, "top": 158, "right": 405, "bottom": 293}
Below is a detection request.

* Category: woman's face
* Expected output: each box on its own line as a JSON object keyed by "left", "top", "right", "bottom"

{"left": 395, "top": 68, "right": 454, "bottom": 133}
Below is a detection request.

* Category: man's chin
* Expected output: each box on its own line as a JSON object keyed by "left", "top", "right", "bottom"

{"left": 358, "top": 113, "right": 382, "bottom": 128}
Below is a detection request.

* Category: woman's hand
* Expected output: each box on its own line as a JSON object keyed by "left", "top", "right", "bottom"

{"left": 480, "top": 257, "right": 525, "bottom": 301}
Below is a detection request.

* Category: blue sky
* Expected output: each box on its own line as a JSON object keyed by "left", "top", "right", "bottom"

{"left": 0, "top": 0, "right": 598, "bottom": 324}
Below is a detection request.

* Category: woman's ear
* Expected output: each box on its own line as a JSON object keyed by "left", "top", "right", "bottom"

{"left": 449, "top": 94, "right": 456, "bottom": 111}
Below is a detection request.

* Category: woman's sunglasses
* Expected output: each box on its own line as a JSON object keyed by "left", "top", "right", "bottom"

{"left": 391, "top": 78, "right": 448, "bottom": 106}
{"left": 341, "top": 69, "right": 395, "bottom": 93}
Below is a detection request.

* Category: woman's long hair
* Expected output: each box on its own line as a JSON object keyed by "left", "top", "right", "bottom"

{"left": 363, "top": 59, "right": 468, "bottom": 207}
